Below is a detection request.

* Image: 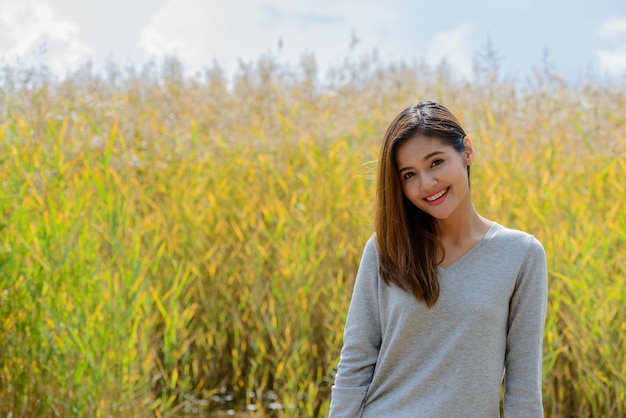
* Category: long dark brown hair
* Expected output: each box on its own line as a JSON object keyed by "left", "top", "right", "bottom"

{"left": 375, "top": 101, "right": 468, "bottom": 307}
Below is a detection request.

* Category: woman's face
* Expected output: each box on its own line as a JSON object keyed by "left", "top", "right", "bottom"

{"left": 395, "top": 135, "right": 474, "bottom": 221}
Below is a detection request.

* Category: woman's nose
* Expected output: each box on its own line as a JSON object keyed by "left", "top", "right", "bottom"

{"left": 420, "top": 173, "right": 437, "bottom": 188}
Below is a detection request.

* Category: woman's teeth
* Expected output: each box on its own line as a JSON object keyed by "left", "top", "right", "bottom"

{"left": 426, "top": 188, "right": 447, "bottom": 201}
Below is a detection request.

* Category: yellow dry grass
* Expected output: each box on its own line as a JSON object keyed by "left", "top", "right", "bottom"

{"left": 0, "top": 57, "right": 624, "bottom": 417}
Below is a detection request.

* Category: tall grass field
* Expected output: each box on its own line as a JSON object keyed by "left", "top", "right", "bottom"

{"left": 1, "top": 56, "right": 625, "bottom": 417}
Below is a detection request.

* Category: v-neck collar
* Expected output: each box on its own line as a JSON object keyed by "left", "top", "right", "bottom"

{"left": 437, "top": 222, "right": 500, "bottom": 273}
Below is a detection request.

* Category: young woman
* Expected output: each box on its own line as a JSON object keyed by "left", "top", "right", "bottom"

{"left": 329, "top": 101, "right": 548, "bottom": 417}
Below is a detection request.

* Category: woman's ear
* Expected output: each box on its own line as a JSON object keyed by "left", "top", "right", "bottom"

{"left": 463, "top": 137, "right": 475, "bottom": 165}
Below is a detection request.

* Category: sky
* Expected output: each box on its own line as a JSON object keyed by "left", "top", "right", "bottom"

{"left": 1, "top": 0, "right": 626, "bottom": 83}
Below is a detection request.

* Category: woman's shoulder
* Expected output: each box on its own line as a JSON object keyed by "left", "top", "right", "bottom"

{"left": 362, "top": 233, "right": 379, "bottom": 257}
{"left": 489, "top": 223, "right": 545, "bottom": 253}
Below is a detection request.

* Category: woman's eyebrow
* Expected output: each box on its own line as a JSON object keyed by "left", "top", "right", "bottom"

{"left": 398, "top": 150, "right": 444, "bottom": 173}
{"left": 423, "top": 150, "right": 444, "bottom": 160}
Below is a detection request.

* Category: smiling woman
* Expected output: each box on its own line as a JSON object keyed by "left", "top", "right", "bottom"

{"left": 396, "top": 135, "right": 473, "bottom": 220}
{"left": 330, "top": 101, "right": 549, "bottom": 418}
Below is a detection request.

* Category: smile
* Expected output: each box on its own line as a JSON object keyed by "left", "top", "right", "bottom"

{"left": 425, "top": 187, "right": 448, "bottom": 202}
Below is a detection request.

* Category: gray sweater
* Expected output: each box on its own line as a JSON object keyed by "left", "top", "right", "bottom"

{"left": 330, "top": 223, "right": 548, "bottom": 417}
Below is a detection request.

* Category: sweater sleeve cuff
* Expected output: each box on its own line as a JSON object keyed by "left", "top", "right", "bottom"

{"left": 329, "top": 384, "right": 369, "bottom": 417}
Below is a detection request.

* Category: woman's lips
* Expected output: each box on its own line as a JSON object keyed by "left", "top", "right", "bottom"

{"left": 424, "top": 187, "right": 449, "bottom": 205}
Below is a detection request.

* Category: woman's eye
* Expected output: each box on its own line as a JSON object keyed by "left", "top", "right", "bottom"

{"left": 403, "top": 172, "right": 415, "bottom": 180}
{"left": 431, "top": 159, "right": 444, "bottom": 167}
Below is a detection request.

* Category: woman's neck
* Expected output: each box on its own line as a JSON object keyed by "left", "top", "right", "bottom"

{"left": 436, "top": 209, "right": 493, "bottom": 246}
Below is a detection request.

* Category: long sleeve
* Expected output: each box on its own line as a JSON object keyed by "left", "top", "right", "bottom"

{"left": 329, "top": 236, "right": 382, "bottom": 418}
{"left": 504, "top": 236, "right": 549, "bottom": 417}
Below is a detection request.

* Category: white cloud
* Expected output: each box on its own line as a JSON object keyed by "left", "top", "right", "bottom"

{"left": 598, "top": 47, "right": 626, "bottom": 75}
{"left": 140, "top": 0, "right": 395, "bottom": 76}
{"left": 0, "top": 0, "right": 91, "bottom": 75}
{"left": 597, "top": 17, "right": 626, "bottom": 75}
{"left": 427, "top": 22, "right": 475, "bottom": 79}
{"left": 140, "top": 0, "right": 273, "bottom": 74}
{"left": 599, "top": 17, "right": 626, "bottom": 38}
